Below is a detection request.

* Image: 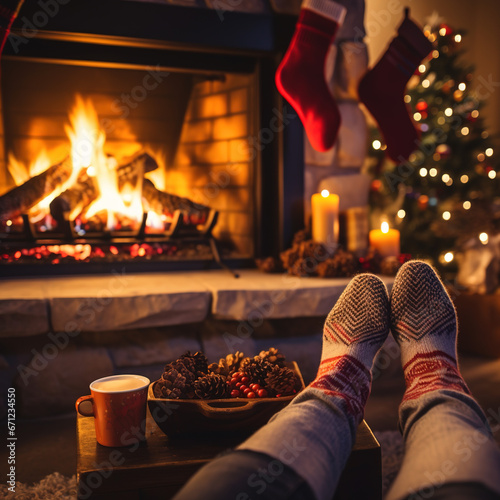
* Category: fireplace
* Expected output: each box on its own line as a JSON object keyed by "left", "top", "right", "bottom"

{"left": 0, "top": 0, "right": 303, "bottom": 276}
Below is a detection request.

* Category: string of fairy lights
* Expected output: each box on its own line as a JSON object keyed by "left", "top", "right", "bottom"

{"left": 369, "top": 14, "right": 499, "bottom": 263}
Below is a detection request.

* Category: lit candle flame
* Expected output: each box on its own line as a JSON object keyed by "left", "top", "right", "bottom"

{"left": 381, "top": 221, "right": 389, "bottom": 233}
{"left": 321, "top": 189, "right": 330, "bottom": 198}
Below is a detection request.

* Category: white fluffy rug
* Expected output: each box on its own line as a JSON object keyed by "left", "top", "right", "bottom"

{"left": 0, "top": 432, "right": 404, "bottom": 499}
{"left": 0, "top": 472, "right": 77, "bottom": 499}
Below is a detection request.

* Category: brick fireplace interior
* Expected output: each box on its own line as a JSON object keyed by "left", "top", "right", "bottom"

{"left": 1, "top": 59, "right": 258, "bottom": 264}
{"left": 0, "top": 0, "right": 304, "bottom": 275}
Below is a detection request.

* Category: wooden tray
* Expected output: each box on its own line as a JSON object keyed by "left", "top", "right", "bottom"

{"left": 148, "top": 361, "right": 305, "bottom": 436}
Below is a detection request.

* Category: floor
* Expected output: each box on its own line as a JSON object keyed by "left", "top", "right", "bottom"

{"left": 1, "top": 351, "right": 500, "bottom": 486}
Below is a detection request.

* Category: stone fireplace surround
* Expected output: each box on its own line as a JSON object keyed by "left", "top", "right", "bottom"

{"left": 0, "top": 2, "right": 366, "bottom": 420}
{"left": 0, "top": 270, "right": 394, "bottom": 419}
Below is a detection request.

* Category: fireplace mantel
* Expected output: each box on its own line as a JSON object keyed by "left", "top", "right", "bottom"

{"left": 0, "top": 270, "right": 395, "bottom": 337}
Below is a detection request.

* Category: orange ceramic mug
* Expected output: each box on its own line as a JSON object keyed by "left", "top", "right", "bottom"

{"left": 75, "top": 374, "right": 150, "bottom": 447}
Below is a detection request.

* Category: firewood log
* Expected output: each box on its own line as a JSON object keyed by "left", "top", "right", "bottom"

{"left": 49, "top": 171, "right": 97, "bottom": 224}
{"left": 142, "top": 179, "right": 210, "bottom": 225}
{"left": 117, "top": 152, "right": 158, "bottom": 188}
{"left": 0, "top": 157, "right": 73, "bottom": 221}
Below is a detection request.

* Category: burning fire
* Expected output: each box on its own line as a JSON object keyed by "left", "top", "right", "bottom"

{"left": 7, "top": 94, "right": 163, "bottom": 232}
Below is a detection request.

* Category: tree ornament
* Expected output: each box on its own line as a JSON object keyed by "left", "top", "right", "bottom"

{"left": 436, "top": 144, "right": 451, "bottom": 158}
{"left": 416, "top": 100, "right": 428, "bottom": 112}
{"left": 442, "top": 79, "right": 454, "bottom": 93}
{"left": 418, "top": 195, "right": 429, "bottom": 210}
{"left": 371, "top": 179, "right": 383, "bottom": 192}
{"left": 439, "top": 23, "right": 453, "bottom": 35}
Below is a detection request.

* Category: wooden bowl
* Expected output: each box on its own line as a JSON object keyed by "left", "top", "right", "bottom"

{"left": 148, "top": 361, "right": 305, "bottom": 436}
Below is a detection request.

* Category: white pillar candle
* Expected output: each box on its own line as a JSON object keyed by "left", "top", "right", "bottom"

{"left": 311, "top": 190, "right": 339, "bottom": 247}
{"left": 369, "top": 221, "right": 400, "bottom": 258}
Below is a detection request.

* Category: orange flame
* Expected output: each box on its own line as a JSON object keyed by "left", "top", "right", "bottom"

{"left": 6, "top": 94, "right": 167, "bottom": 231}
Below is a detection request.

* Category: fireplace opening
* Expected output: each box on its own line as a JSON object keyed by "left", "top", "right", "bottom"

{"left": 0, "top": 58, "right": 258, "bottom": 274}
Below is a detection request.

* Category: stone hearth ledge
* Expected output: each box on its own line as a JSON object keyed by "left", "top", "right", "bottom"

{"left": 0, "top": 270, "right": 395, "bottom": 336}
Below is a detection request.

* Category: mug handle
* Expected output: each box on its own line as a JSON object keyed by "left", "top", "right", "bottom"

{"left": 75, "top": 395, "right": 94, "bottom": 417}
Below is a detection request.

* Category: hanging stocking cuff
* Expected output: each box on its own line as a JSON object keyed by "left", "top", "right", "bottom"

{"left": 303, "top": 0, "right": 346, "bottom": 25}
{"left": 398, "top": 16, "right": 433, "bottom": 59}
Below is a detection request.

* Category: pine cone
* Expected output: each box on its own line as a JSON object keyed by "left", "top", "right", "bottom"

{"left": 155, "top": 356, "right": 200, "bottom": 399}
{"left": 265, "top": 365, "right": 299, "bottom": 397}
{"left": 258, "top": 347, "right": 286, "bottom": 367}
{"left": 255, "top": 256, "right": 284, "bottom": 273}
{"left": 155, "top": 365, "right": 194, "bottom": 399}
{"left": 225, "top": 351, "right": 246, "bottom": 375}
{"left": 317, "top": 249, "right": 358, "bottom": 278}
{"left": 246, "top": 357, "right": 273, "bottom": 385}
{"left": 208, "top": 358, "right": 230, "bottom": 377}
{"left": 180, "top": 351, "right": 209, "bottom": 377}
{"left": 280, "top": 246, "right": 300, "bottom": 271}
{"left": 292, "top": 229, "right": 311, "bottom": 246}
{"left": 288, "top": 257, "right": 316, "bottom": 277}
{"left": 299, "top": 240, "right": 328, "bottom": 260}
{"left": 194, "top": 374, "right": 229, "bottom": 399}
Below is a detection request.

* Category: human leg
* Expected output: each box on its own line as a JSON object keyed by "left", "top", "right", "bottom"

{"left": 174, "top": 274, "right": 390, "bottom": 500}
{"left": 387, "top": 261, "right": 500, "bottom": 500}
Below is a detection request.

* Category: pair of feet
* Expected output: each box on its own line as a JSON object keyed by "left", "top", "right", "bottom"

{"left": 310, "top": 260, "right": 470, "bottom": 420}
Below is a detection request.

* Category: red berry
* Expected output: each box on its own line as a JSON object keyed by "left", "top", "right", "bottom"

{"left": 241, "top": 376, "right": 249, "bottom": 384}
{"left": 257, "top": 389, "right": 268, "bottom": 398}
{"left": 247, "top": 391, "right": 256, "bottom": 398}
{"left": 250, "top": 384, "right": 260, "bottom": 391}
{"left": 230, "top": 389, "right": 240, "bottom": 398}
{"left": 243, "top": 387, "right": 251, "bottom": 395}
{"left": 276, "top": 394, "right": 282, "bottom": 398}
{"left": 239, "top": 385, "right": 248, "bottom": 392}
{"left": 235, "top": 382, "right": 242, "bottom": 388}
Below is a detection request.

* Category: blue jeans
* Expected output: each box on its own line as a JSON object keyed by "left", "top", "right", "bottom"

{"left": 173, "top": 389, "right": 500, "bottom": 500}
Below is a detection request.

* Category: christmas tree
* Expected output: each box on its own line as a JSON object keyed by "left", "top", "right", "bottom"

{"left": 368, "top": 12, "right": 500, "bottom": 265}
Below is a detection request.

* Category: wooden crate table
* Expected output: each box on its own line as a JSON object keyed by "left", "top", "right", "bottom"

{"left": 77, "top": 409, "right": 382, "bottom": 500}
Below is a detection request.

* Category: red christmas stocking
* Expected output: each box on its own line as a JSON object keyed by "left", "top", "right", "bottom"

{"left": 358, "top": 9, "right": 433, "bottom": 162}
{"left": 275, "top": 0, "right": 346, "bottom": 152}
{"left": 0, "top": 0, "right": 25, "bottom": 55}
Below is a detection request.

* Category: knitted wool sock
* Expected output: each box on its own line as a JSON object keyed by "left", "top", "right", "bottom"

{"left": 275, "top": 0, "right": 346, "bottom": 152}
{"left": 390, "top": 260, "right": 471, "bottom": 403}
{"left": 310, "top": 273, "right": 390, "bottom": 419}
{"left": 358, "top": 9, "right": 433, "bottom": 162}
{"left": 237, "top": 274, "right": 389, "bottom": 500}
